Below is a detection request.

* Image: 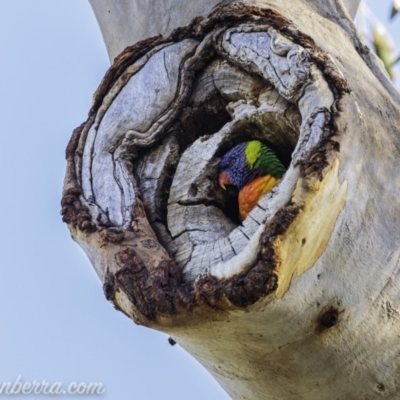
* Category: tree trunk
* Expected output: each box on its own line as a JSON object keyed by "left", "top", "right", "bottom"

{"left": 62, "top": 1, "right": 400, "bottom": 399}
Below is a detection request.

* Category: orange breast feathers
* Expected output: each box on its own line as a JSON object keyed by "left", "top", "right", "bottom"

{"left": 238, "top": 175, "right": 280, "bottom": 220}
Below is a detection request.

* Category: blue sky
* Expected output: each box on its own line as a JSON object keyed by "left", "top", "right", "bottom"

{"left": 1, "top": 1, "right": 398, "bottom": 399}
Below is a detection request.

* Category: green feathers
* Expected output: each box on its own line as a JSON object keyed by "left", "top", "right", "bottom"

{"left": 245, "top": 140, "right": 286, "bottom": 178}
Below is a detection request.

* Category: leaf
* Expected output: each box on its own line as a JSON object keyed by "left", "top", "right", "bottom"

{"left": 372, "top": 23, "right": 395, "bottom": 78}
{"left": 392, "top": 54, "right": 400, "bottom": 67}
{"left": 390, "top": 0, "right": 400, "bottom": 19}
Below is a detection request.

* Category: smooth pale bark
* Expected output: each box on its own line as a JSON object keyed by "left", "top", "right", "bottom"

{"left": 343, "top": 0, "right": 361, "bottom": 18}
{"left": 90, "top": 0, "right": 361, "bottom": 60}
{"left": 62, "top": 1, "right": 400, "bottom": 399}
{"left": 89, "top": 0, "right": 398, "bottom": 105}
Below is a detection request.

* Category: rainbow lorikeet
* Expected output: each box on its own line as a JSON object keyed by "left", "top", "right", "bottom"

{"left": 218, "top": 140, "right": 286, "bottom": 221}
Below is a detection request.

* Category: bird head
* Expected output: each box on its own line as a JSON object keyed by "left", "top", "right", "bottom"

{"left": 218, "top": 142, "right": 251, "bottom": 190}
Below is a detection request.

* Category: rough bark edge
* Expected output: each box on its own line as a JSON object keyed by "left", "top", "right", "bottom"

{"left": 89, "top": 3, "right": 349, "bottom": 117}
{"left": 62, "top": 3, "right": 348, "bottom": 323}
{"left": 62, "top": 3, "right": 348, "bottom": 231}
{"left": 329, "top": 0, "right": 400, "bottom": 104}
{"left": 61, "top": 121, "right": 97, "bottom": 233}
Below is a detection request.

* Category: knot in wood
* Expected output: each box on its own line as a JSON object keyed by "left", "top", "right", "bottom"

{"left": 62, "top": 4, "right": 348, "bottom": 316}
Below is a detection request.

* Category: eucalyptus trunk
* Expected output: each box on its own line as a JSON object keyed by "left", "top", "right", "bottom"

{"left": 62, "top": 1, "right": 400, "bottom": 399}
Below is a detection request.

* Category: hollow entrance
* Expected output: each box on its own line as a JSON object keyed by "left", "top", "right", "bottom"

{"left": 135, "top": 58, "right": 300, "bottom": 278}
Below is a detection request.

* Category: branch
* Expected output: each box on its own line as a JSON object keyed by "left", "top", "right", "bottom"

{"left": 88, "top": 0, "right": 362, "bottom": 62}
{"left": 342, "top": 0, "right": 361, "bottom": 18}
{"left": 88, "top": 0, "right": 221, "bottom": 61}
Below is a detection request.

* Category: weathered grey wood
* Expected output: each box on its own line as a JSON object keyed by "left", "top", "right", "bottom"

{"left": 218, "top": 28, "right": 335, "bottom": 165}
{"left": 246, "top": 205, "right": 265, "bottom": 225}
{"left": 218, "top": 238, "right": 236, "bottom": 261}
{"left": 89, "top": 0, "right": 400, "bottom": 107}
{"left": 188, "top": 243, "right": 217, "bottom": 277}
{"left": 164, "top": 41, "right": 306, "bottom": 278}
{"left": 217, "top": 27, "right": 311, "bottom": 102}
{"left": 61, "top": 1, "right": 400, "bottom": 399}
{"left": 174, "top": 233, "right": 194, "bottom": 267}
{"left": 81, "top": 40, "right": 198, "bottom": 227}
{"left": 136, "top": 135, "right": 180, "bottom": 223}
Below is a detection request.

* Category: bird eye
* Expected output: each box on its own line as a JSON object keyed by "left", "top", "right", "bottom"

{"left": 229, "top": 157, "right": 236, "bottom": 167}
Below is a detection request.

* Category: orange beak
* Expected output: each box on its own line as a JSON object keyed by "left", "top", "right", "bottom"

{"left": 218, "top": 170, "right": 231, "bottom": 190}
